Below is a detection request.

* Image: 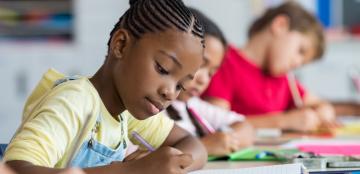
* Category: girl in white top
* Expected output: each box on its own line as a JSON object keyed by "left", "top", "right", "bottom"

{"left": 165, "top": 8, "right": 255, "bottom": 156}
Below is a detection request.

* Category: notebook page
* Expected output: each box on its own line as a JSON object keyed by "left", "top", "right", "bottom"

{"left": 189, "top": 163, "right": 304, "bottom": 174}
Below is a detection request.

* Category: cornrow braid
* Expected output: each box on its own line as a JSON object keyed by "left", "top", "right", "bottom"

{"left": 107, "top": 0, "right": 205, "bottom": 48}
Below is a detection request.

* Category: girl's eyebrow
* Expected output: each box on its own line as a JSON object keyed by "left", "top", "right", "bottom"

{"left": 158, "top": 50, "right": 182, "bottom": 68}
{"left": 158, "top": 50, "right": 195, "bottom": 81}
{"left": 187, "top": 74, "right": 194, "bottom": 80}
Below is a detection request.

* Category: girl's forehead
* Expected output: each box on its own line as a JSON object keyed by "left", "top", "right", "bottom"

{"left": 139, "top": 29, "right": 204, "bottom": 56}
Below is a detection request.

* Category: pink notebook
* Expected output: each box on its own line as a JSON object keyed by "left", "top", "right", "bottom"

{"left": 299, "top": 144, "right": 360, "bottom": 156}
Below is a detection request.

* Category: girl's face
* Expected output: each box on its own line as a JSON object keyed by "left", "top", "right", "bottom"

{"left": 266, "top": 31, "right": 316, "bottom": 76}
{"left": 112, "top": 29, "right": 203, "bottom": 120}
{"left": 177, "top": 35, "right": 225, "bottom": 102}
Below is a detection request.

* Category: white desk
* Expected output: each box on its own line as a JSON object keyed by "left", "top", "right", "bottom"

{"left": 204, "top": 161, "right": 279, "bottom": 170}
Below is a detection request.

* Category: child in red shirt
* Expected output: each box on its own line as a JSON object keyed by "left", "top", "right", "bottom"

{"left": 203, "top": 2, "right": 336, "bottom": 132}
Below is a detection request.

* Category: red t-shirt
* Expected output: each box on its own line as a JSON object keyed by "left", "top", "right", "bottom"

{"left": 202, "top": 45, "right": 306, "bottom": 117}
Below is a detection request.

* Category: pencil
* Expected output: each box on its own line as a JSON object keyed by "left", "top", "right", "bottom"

{"left": 187, "top": 107, "right": 216, "bottom": 134}
{"left": 131, "top": 131, "right": 155, "bottom": 152}
{"left": 288, "top": 72, "right": 304, "bottom": 108}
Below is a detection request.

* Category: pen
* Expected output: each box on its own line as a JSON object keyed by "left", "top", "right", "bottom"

{"left": 131, "top": 131, "right": 155, "bottom": 152}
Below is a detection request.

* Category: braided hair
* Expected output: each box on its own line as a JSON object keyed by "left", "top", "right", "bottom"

{"left": 107, "top": 0, "right": 205, "bottom": 48}
{"left": 188, "top": 7, "right": 227, "bottom": 49}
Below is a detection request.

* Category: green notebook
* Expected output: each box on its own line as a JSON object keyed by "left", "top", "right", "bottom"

{"left": 208, "top": 147, "right": 299, "bottom": 162}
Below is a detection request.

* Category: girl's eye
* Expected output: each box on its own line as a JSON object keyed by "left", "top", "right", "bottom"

{"left": 176, "top": 84, "right": 186, "bottom": 91}
{"left": 155, "top": 61, "right": 169, "bottom": 75}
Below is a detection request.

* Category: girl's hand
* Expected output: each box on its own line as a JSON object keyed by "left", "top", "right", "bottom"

{"left": 200, "top": 132, "right": 239, "bottom": 156}
{"left": 230, "top": 121, "right": 255, "bottom": 148}
{"left": 58, "top": 168, "right": 85, "bottom": 174}
{"left": 120, "top": 146, "right": 193, "bottom": 174}
{"left": 124, "top": 149, "right": 151, "bottom": 162}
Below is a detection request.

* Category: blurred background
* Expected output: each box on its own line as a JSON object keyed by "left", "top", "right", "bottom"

{"left": 0, "top": 0, "right": 359, "bottom": 142}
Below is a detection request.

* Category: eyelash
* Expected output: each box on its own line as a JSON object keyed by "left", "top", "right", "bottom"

{"left": 155, "top": 61, "right": 186, "bottom": 91}
{"left": 176, "top": 84, "right": 186, "bottom": 91}
{"left": 155, "top": 61, "right": 169, "bottom": 75}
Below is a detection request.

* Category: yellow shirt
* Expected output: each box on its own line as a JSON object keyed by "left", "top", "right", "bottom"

{"left": 4, "top": 69, "right": 174, "bottom": 168}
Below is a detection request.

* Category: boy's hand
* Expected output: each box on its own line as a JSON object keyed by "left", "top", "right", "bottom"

{"left": 283, "top": 108, "right": 321, "bottom": 132}
{"left": 312, "top": 103, "right": 339, "bottom": 129}
{"left": 121, "top": 146, "right": 193, "bottom": 174}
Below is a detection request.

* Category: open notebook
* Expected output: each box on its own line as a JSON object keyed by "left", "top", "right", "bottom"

{"left": 189, "top": 163, "right": 307, "bottom": 174}
{"left": 208, "top": 147, "right": 299, "bottom": 161}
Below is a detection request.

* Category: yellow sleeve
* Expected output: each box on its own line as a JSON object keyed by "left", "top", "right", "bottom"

{"left": 3, "top": 80, "right": 95, "bottom": 167}
{"left": 126, "top": 111, "right": 174, "bottom": 149}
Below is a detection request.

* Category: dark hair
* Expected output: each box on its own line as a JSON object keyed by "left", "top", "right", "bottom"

{"left": 166, "top": 104, "right": 207, "bottom": 137}
{"left": 248, "top": 1, "right": 325, "bottom": 59}
{"left": 188, "top": 7, "right": 227, "bottom": 49}
{"left": 107, "top": 0, "right": 205, "bottom": 48}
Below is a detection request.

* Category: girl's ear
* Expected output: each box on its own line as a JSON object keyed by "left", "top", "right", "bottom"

{"left": 269, "top": 14, "right": 290, "bottom": 36}
{"left": 110, "top": 29, "right": 132, "bottom": 59}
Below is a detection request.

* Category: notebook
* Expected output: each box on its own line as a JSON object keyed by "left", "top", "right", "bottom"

{"left": 299, "top": 144, "right": 360, "bottom": 156}
{"left": 335, "top": 116, "right": 360, "bottom": 136}
{"left": 281, "top": 139, "right": 360, "bottom": 156}
{"left": 189, "top": 163, "right": 307, "bottom": 174}
{"left": 208, "top": 147, "right": 299, "bottom": 161}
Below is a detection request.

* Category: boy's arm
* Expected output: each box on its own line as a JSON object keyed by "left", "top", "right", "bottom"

{"left": 332, "top": 101, "right": 360, "bottom": 116}
{"left": 247, "top": 108, "right": 321, "bottom": 132}
{"left": 160, "top": 124, "right": 207, "bottom": 171}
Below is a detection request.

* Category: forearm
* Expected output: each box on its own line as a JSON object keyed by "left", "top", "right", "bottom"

{"left": 229, "top": 121, "right": 252, "bottom": 131}
{"left": 172, "top": 135, "right": 207, "bottom": 171}
{"left": 247, "top": 113, "right": 286, "bottom": 129}
{"left": 6, "top": 160, "right": 125, "bottom": 174}
{"left": 332, "top": 102, "right": 360, "bottom": 116}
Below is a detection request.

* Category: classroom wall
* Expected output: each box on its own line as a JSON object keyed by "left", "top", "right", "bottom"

{"left": 0, "top": 0, "right": 128, "bottom": 142}
{"left": 1, "top": 0, "right": 359, "bottom": 143}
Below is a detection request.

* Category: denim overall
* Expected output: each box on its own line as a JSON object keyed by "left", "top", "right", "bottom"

{"left": 0, "top": 112, "right": 127, "bottom": 167}
{"left": 69, "top": 113, "right": 127, "bottom": 168}
{"left": 57, "top": 77, "right": 128, "bottom": 167}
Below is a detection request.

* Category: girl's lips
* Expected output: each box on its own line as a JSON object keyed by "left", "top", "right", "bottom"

{"left": 145, "top": 97, "right": 164, "bottom": 115}
{"left": 147, "top": 100, "right": 159, "bottom": 115}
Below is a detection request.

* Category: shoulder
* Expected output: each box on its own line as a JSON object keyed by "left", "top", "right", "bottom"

{"left": 37, "top": 77, "right": 100, "bottom": 116}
